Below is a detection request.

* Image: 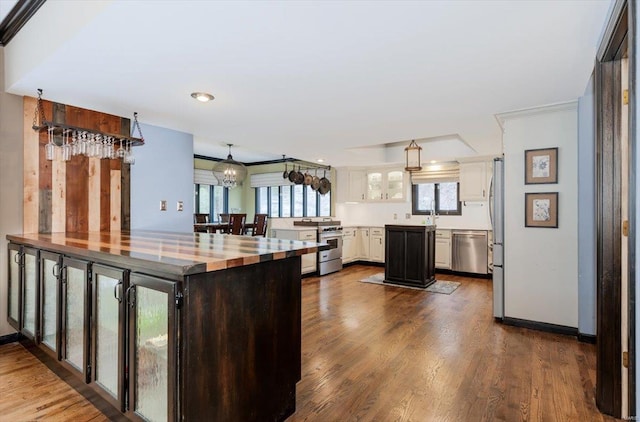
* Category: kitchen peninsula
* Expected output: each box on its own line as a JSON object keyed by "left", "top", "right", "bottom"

{"left": 7, "top": 230, "right": 324, "bottom": 422}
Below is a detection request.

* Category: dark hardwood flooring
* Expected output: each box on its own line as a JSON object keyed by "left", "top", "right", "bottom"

{"left": 0, "top": 265, "right": 619, "bottom": 421}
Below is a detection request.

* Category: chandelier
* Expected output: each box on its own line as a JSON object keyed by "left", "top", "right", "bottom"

{"left": 212, "top": 144, "right": 247, "bottom": 188}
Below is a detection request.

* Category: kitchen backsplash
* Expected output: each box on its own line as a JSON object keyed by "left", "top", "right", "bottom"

{"left": 335, "top": 201, "right": 492, "bottom": 230}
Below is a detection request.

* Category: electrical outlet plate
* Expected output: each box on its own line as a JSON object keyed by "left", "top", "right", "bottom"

{"left": 160, "top": 200, "right": 167, "bottom": 211}
{"left": 405, "top": 213, "right": 411, "bottom": 219}
{"left": 177, "top": 201, "right": 184, "bottom": 211}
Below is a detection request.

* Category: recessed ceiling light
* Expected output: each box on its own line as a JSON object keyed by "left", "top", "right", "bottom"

{"left": 430, "top": 160, "right": 437, "bottom": 164}
{"left": 191, "top": 92, "right": 214, "bottom": 102}
{"left": 317, "top": 158, "right": 324, "bottom": 163}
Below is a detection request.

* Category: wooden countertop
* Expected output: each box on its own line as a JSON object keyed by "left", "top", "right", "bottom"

{"left": 7, "top": 231, "right": 325, "bottom": 278}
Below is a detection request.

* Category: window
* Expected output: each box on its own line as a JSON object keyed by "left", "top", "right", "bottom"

{"left": 412, "top": 182, "right": 461, "bottom": 215}
{"left": 194, "top": 184, "right": 229, "bottom": 220}
{"left": 255, "top": 185, "right": 331, "bottom": 217}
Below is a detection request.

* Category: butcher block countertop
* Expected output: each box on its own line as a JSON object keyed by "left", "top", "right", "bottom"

{"left": 7, "top": 230, "right": 325, "bottom": 278}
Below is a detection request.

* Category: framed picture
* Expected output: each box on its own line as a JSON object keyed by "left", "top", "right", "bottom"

{"left": 525, "top": 147, "right": 558, "bottom": 184}
{"left": 525, "top": 192, "right": 558, "bottom": 228}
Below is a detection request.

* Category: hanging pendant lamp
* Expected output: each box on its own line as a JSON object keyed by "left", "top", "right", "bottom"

{"left": 212, "top": 144, "right": 247, "bottom": 188}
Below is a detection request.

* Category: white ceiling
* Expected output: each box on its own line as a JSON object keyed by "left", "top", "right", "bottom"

{"left": 4, "top": 0, "right": 612, "bottom": 166}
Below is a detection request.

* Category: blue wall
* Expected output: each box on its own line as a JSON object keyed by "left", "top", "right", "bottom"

{"left": 577, "top": 73, "right": 596, "bottom": 336}
{"left": 130, "top": 123, "right": 194, "bottom": 232}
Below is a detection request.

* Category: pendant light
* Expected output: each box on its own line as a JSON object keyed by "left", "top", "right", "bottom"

{"left": 212, "top": 144, "right": 247, "bottom": 188}
{"left": 404, "top": 140, "right": 422, "bottom": 172}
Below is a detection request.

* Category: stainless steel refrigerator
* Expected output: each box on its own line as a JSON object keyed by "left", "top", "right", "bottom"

{"left": 490, "top": 157, "right": 504, "bottom": 319}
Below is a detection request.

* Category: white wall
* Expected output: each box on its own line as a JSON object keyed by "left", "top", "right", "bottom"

{"left": 500, "top": 102, "right": 578, "bottom": 328}
{"left": 0, "top": 47, "right": 24, "bottom": 337}
{"left": 130, "top": 124, "right": 194, "bottom": 232}
{"left": 577, "top": 75, "right": 596, "bottom": 336}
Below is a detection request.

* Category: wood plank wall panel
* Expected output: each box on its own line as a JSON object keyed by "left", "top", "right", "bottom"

{"left": 51, "top": 155, "right": 66, "bottom": 233}
{"left": 22, "top": 97, "right": 132, "bottom": 234}
{"left": 88, "top": 157, "right": 101, "bottom": 232}
{"left": 110, "top": 170, "right": 121, "bottom": 231}
{"left": 99, "top": 160, "right": 111, "bottom": 231}
{"left": 23, "top": 97, "right": 39, "bottom": 234}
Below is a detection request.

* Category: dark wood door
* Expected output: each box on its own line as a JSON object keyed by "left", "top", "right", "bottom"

{"left": 404, "top": 231, "right": 425, "bottom": 284}
{"left": 385, "top": 229, "right": 405, "bottom": 282}
{"left": 91, "top": 264, "right": 128, "bottom": 412}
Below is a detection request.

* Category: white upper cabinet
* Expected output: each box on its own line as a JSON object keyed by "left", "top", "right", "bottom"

{"left": 366, "top": 169, "right": 406, "bottom": 202}
{"left": 459, "top": 162, "right": 488, "bottom": 201}
{"left": 348, "top": 169, "right": 367, "bottom": 202}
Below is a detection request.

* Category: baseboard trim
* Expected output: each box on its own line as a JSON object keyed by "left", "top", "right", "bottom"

{"left": 343, "top": 261, "right": 384, "bottom": 268}
{"left": 502, "top": 317, "right": 578, "bottom": 337}
{"left": 0, "top": 332, "right": 23, "bottom": 345}
{"left": 578, "top": 333, "right": 597, "bottom": 344}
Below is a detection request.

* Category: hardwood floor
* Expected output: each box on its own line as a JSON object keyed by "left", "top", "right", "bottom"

{"left": 0, "top": 265, "right": 619, "bottom": 421}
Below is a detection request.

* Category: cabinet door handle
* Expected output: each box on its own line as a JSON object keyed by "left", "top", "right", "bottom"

{"left": 61, "top": 266, "right": 67, "bottom": 284}
{"left": 361, "top": 193, "right": 364, "bottom": 200}
{"left": 126, "top": 285, "right": 136, "bottom": 308}
{"left": 13, "top": 252, "right": 21, "bottom": 264}
{"left": 380, "top": 193, "right": 383, "bottom": 199}
{"left": 386, "top": 193, "right": 388, "bottom": 199}
{"left": 483, "top": 189, "right": 485, "bottom": 197}
{"left": 114, "top": 281, "right": 123, "bottom": 303}
{"left": 53, "top": 263, "right": 60, "bottom": 278}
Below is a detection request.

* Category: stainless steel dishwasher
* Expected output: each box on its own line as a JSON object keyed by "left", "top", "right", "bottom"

{"left": 451, "top": 230, "right": 488, "bottom": 274}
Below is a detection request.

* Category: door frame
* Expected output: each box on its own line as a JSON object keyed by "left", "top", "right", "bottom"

{"left": 595, "top": 0, "right": 636, "bottom": 417}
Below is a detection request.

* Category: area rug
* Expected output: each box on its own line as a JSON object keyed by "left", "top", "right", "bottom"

{"left": 359, "top": 272, "right": 461, "bottom": 295}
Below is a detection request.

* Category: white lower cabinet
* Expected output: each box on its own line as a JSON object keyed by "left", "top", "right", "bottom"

{"left": 342, "top": 228, "right": 356, "bottom": 263}
{"left": 369, "top": 228, "right": 385, "bottom": 263}
{"left": 270, "top": 229, "right": 318, "bottom": 274}
{"left": 356, "top": 228, "right": 370, "bottom": 260}
{"left": 435, "top": 229, "right": 451, "bottom": 269}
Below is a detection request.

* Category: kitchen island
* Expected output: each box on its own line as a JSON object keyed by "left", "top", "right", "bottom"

{"left": 7, "top": 230, "right": 324, "bottom": 422}
{"left": 384, "top": 225, "right": 436, "bottom": 288}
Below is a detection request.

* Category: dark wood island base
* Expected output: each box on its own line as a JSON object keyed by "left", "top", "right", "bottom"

{"left": 384, "top": 224, "right": 436, "bottom": 288}
{"left": 6, "top": 231, "right": 323, "bottom": 422}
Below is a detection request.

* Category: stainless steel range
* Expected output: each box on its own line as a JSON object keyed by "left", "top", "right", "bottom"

{"left": 293, "top": 220, "right": 343, "bottom": 275}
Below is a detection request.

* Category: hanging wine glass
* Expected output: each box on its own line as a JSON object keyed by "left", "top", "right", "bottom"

{"left": 124, "top": 140, "right": 135, "bottom": 165}
{"left": 45, "top": 126, "right": 55, "bottom": 161}
{"left": 117, "top": 139, "right": 126, "bottom": 158}
{"left": 62, "top": 129, "right": 72, "bottom": 162}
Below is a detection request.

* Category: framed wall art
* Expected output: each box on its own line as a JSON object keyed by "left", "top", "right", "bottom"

{"left": 525, "top": 192, "right": 558, "bottom": 228}
{"left": 525, "top": 147, "right": 558, "bottom": 184}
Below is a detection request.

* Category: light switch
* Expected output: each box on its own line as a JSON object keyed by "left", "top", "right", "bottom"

{"left": 177, "top": 201, "right": 184, "bottom": 211}
{"left": 160, "top": 200, "right": 167, "bottom": 211}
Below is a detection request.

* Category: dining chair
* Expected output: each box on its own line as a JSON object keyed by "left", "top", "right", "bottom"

{"left": 224, "top": 213, "right": 246, "bottom": 235}
{"left": 194, "top": 213, "right": 209, "bottom": 233}
{"left": 194, "top": 213, "right": 209, "bottom": 223}
{"left": 219, "top": 213, "right": 230, "bottom": 223}
{"left": 251, "top": 214, "right": 268, "bottom": 237}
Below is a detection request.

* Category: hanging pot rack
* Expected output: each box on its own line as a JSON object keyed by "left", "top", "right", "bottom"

{"left": 31, "top": 89, "right": 145, "bottom": 148}
{"left": 280, "top": 156, "right": 331, "bottom": 172}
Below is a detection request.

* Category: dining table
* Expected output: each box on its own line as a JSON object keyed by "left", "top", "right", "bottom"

{"left": 194, "top": 221, "right": 255, "bottom": 234}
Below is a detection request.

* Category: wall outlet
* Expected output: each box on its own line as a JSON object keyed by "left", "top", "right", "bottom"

{"left": 177, "top": 201, "right": 183, "bottom": 211}
{"left": 160, "top": 200, "right": 167, "bottom": 211}
{"left": 405, "top": 213, "right": 411, "bottom": 219}
{"left": 393, "top": 213, "right": 397, "bottom": 220}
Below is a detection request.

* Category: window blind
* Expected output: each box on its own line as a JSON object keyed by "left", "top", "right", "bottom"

{"left": 410, "top": 162, "right": 459, "bottom": 184}
{"left": 250, "top": 171, "right": 332, "bottom": 188}
{"left": 194, "top": 168, "right": 220, "bottom": 186}
{"left": 250, "top": 172, "right": 294, "bottom": 188}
